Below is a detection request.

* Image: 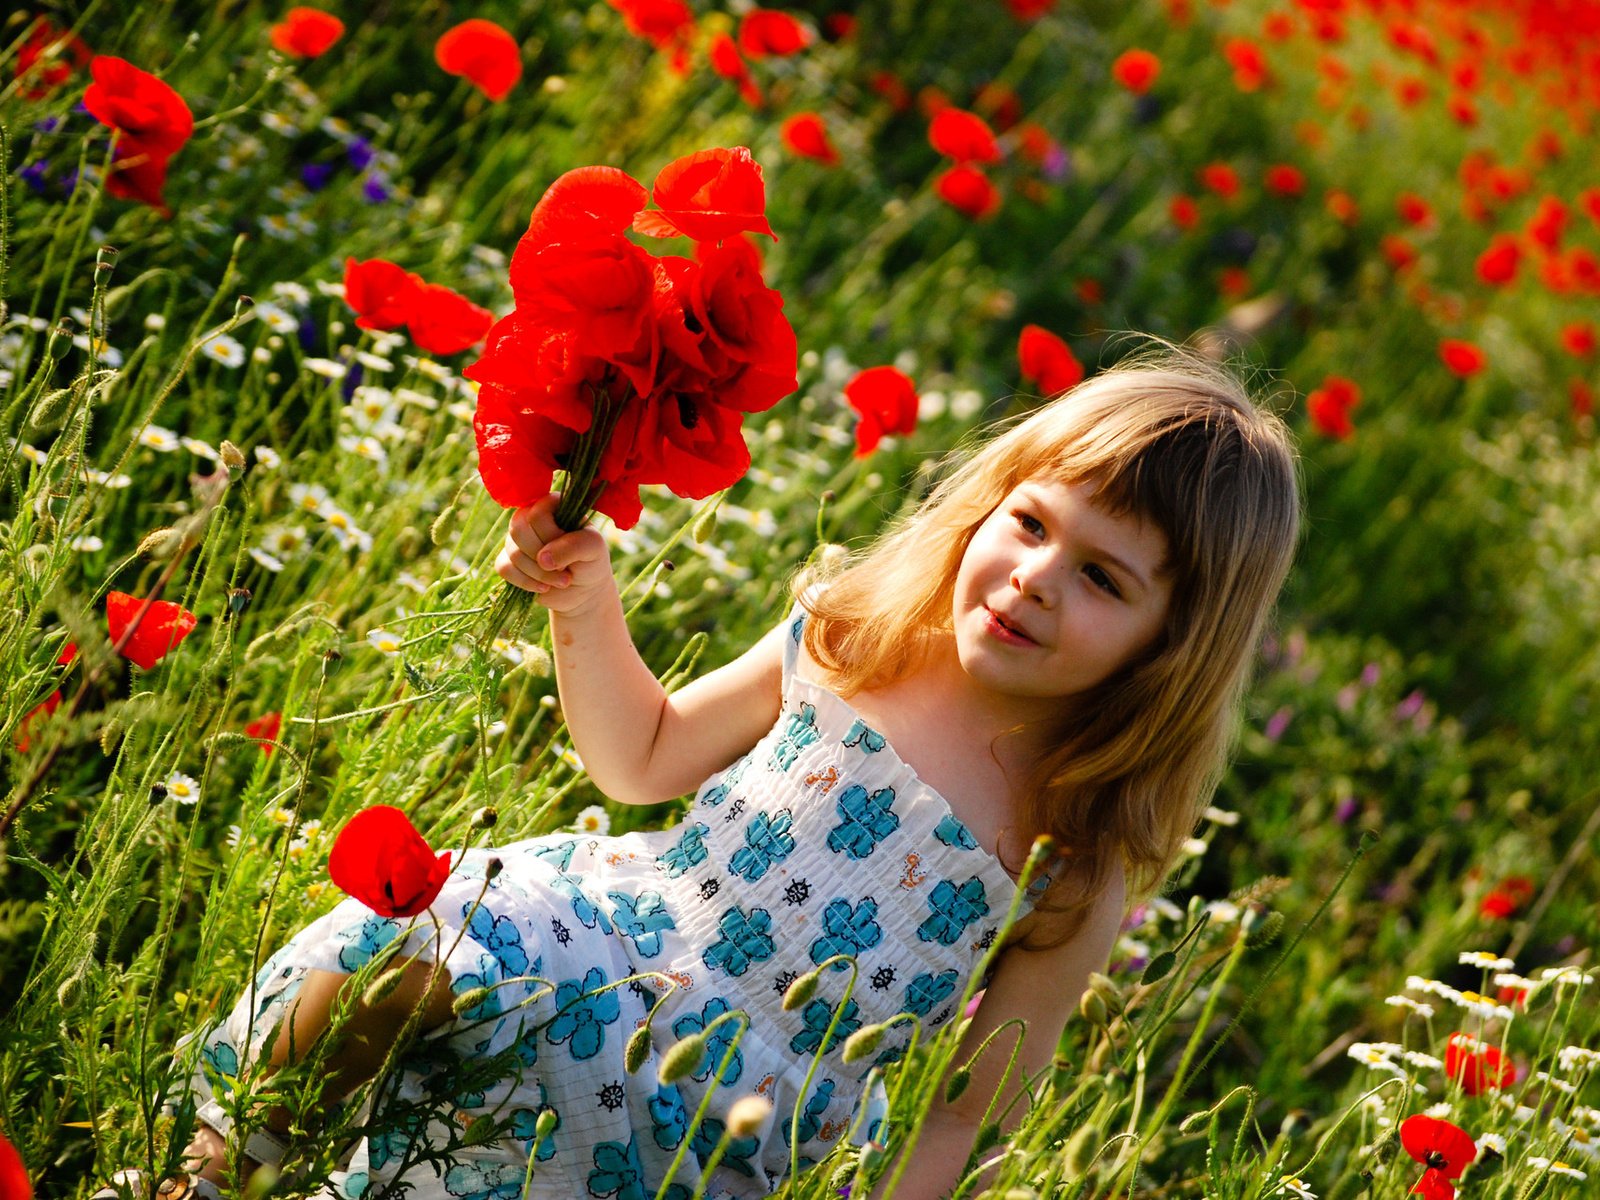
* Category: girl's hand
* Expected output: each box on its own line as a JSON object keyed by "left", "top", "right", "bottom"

{"left": 496, "top": 494, "right": 616, "bottom": 618}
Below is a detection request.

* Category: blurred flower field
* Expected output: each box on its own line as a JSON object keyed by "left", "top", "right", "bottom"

{"left": 2, "top": 0, "right": 1598, "bottom": 1198}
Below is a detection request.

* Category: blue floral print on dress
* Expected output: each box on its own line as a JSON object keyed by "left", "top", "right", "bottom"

{"left": 729, "top": 809, "right": 796, "bottom": 882}
{"left": 338, "top": 1170, "right": 369, "bottom": 1200}
{"left": 690, "top": 1116, "right": 760, "bottom": 1177}
{"left": 808, "top": 897, "right": 883, "bottom": 964}
{"left": 784, "top": 1078, "right": 836, "bottom": 1147}
{"left": 507, "top": 1104, "right": 559, "bottom": 1162}
{"left": 545, "top": 965, "right": 620, "bottom": 1060}
{"left": 442, "top": 1160, "right": 522, "bottom": 1200}
{"left": 701, "top": 905, "right": 776, "bottom": 977}
{"left": 450, "top": 953, "right": 506, "bottom": 1022}
{"left": 467, "top": 907, "right": 529, "bottom": 975}
{"left": 769, "top": 702, "right": 819, "bottom": 771}
{"left": 933, "top": 812, "right": 980, "bottom": 851}
{"left": 697, "top": 756, "right": 748, "bottom": 809}
{"left": 648, "top": 1083, "right": 690, "bottom": 1151}
{"left": 841, "top": 718, "right": 887, "bottom": 753}
{"left": 366, "top": 1126, "right": 413, "bottom": 1173}
{"left": 607, "top": 889, "right": 675, "bottom": 958}
{"left": 826, "top": 783, "right": 900, "bottom": 860}
{"left": 669, "top": 996, "right": 745, "bottom": 1085}
{"left": 789, "top": 996, "right": 862, "bottom": 1057}
{"left": 335, "top": 914, "right": 402, "bottom": 972}
{"left": 656, "top": 821, "right": 710, "bottom": 877}
{"left": 902, "top": 968, "right": 961, "bottom": 1017}
{"left": 550, "top": 870, "right": 613, "bottom": 932}
{"left": 528, "top": 839, "right": 579, "bottom": 871}
{"left": 916, "top": 876, "right": 991, "bottom": 945}
{"left": 201, "top": 1040, "right": 239, "bottom": 1080}
{"left": 587, "top": 1136, "right": 692, "bottom": 1200}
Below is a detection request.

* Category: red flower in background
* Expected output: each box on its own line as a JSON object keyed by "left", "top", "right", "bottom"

{"left": 245, "top": 711, "right": 283, "bottom": 757}
{"left": 1474, "top": 235, "right": 1521, "bottom": 287}
{"left": 269, "top": 8, "right": 345, "bottom": 58}
{"left": 15, "top": 643, "right": 78, "bottom": 753}
{"left": 737, "top": 9, "right": 813, "bottom": 58}
{"left": 1223, "top": 37, "right": 1270, "bottom": 91}
{"left": 1169, "top": 194, "right": 1200, "bottom": 231}
{"left": 1444, "top": 1033, "right": 1514, "bottom": 1095}
{"left": 14, "top": 17, "right": 91, "bottom": 99}
{"left": 935, "top": 164, "right": 1000, "bottom": 220}
{"left": 1572, "top": 380, "right": 1595, "bottom": 419}
{"left": 1477, "top": 873, "right": 1534, "bottom": 919}
{"left": 780, "top": 112, "right": 840, "bottom": 166}
{"left": 0, "top": 1130, "right": 30, "bottom": 1200}
{"left": 328, "top": 805, "right": 452, "bottom": 918}
{"left": 1016, "top": 123, "right": 1057, "bottom": 168}
{"left": 1399, "top": 1115, "right": 1475, "bottom": 1200}
{"left": 107, "top": 592, "right": 198, "bottom": 670}
{"left": 1005, "top": 0, "right": 1056, "bottom": 19}
{"left": 1324, "top": 190, "right": 1359, "bottom": 224}
{"left": 1381, "top": 234, "right": 1419, "bottom": 271}
{"left": 1198, "top": 162, "right": 1240, "bottom": 200}
{"left": 707, "top": 33, "right": 762, "bottom": 105}
{"left": 344, "top": 258, "right": 423, "bottom": 331}
{"left": 973, "top": 83, "right": 1023, "bottom": 132}
{"left": 1580, "top": 188, "right": 1600, "bottom": 230}
{"left": 633, "top": 147, "right": 776, "bottom": 242}
{"left": 1396, "top": 192, "right": 1433, "bottom": 227}
{"left": 844, "top": 367, "right": 918, "bottom": 457}
{"left": 1264, "top": 164, "right": 1304, "bottom": 198}
{"left": 610, "top": 0, "right": 695, "bottom": 71}
{"left": 83, "top": 56, "right": 194, "bottom": 214}
{"left": 1017, "top": 325, "right": 1083, "bottom": 395}
{"left": 1561, "top": 321, "right": 1596, "bottom": 357}
{"left": 1111, "top": 49, "right": 1161, "bottom": 94}
{"left": 407, "top": 283, "right": 494, "bottom": 356}
{"left": 1438, "top": 339, "right": 1486, "bottom": 378}
{"left": 1306, "top": 375, "right": 1361, "bottom": 440}
{"left": 435, "top": 19, "right": 521, "bottom": 101}
{"left": 870, "top": 71, "right": 911, "bottom": 112}
{"left": 928, "top": 108, "right": 1001, "bottom": 164}
{"left": 1525, "top": 196, "right": 1568, "bottom": 254}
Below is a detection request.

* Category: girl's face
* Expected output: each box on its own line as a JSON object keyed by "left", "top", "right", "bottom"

{"left": 949, "top": 476, "right": 1173, "bottom": 724}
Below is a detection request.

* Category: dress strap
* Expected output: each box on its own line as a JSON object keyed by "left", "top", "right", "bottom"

{"left": 780, "top": 598, "right": 808, "bottom": 691}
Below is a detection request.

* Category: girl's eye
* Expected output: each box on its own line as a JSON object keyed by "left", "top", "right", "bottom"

{"left": 1085, "top": 564, "right": 1122, "bottom": 598}
{"left": 1013, "top": 511, "right": 1044, "bottom": 537}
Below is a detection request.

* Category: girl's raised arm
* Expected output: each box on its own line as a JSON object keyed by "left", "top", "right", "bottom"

{"left": 498, "top": 496, "right": 787, "bottom": 806}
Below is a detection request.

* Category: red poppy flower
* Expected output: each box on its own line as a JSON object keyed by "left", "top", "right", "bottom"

{"left": 824, "top": 13, "right": 857, "bottom": 40}
{"left": 1306, "top": 374, "right": 1360, "bottom": 440}
{"left": 1561, "top": 321, "right": 1595, "bottom": 357}
{"left": 780, "top": 112, "right": 840, "bottom": 166}
{"left": 1396, "top": 76, "right": 1428, "bottom": 108}
{"left": 1223, "top": 37, "right": 1270, "bottom": 91}
{"left": 107, "top": 592, "right": 198, "bottom": 670}
{"left": 1262, "top": 11, "right": 1296, "bottom": 39}
{"left": 737, "top": 9, "right": 813, "bottom": 57}
{"left": 633, "top": 147, "right": 776, "bottom": 242}
{"left": 685, "top": 243, "right": 798, "bottom": 403}
{"left": 928, "top": 108, "right": 1002, "bottom": 164}
{"left": 1447, "top": 94, "right": 1478, "bottom": 127}
{"left": 1381, "top": 234, "right": 1419, "bottom": 271}
{"left": 1169, "top": 194, "right": 1200, "bottom": 231}
{"left": 1473, "top": 236, "right": 1521, "bottom": 288}
{"left": 1580, "top": 187, "right": 1600, "bottom": 230}
{"left": 1526, "top": 196, "right": 1568, "bottom": 253}
{"left": 269, "top": 8, "right": 345, "bottom": 58}
{"left": 435, "top": 19, "right": 521, "bottom": 102}
{"left": 407, "top": 283, "right": 494, "bottom": 356}
{"left": 844, "top": 366, "right": 918, "bottom": 457}
{"left": 1572, "top": 379, "right": 1595, "bottom": 419}
{"left": 343, "top": 258, "right": 423, "bottom": 332}
{"left": 14, "top": 17, "right": 91, "bottom": 99}
{"left": 1005, "top": 0, "right": 1056, "bottom": 19}
{"left": 1017, "top": 326, "right": 1083, "bottom": 396}
{"left": 935, "top": 164, "right": 1000, "bottom": 220}
{"left": 1400, "top": 1114, "right": 1476, "bottom": 1180}
{"left": 1016, "top": 123, "right": 1057, "bottom": 168}
{"left": 1198, "top": 162, "right": 1240, "bottom": 200}
{"left": 245, "top": 711, "right": 282, "bottom": 757}
{"left": 973, "top": 83, "right": 1023, "bottom": 132}
{"left": 917, "top": 85, "right": 952, "bottom": 119}
{"left": 1325, "top": 190, "right": 1359, "bottom": 224}
{"left": 83, "top": 56, "right": 194, "bottom": 213}
{"left": 869, "top": 71, "right": 911, "bottom": 112}
{"left": 1478, "top": 890, "right": 1517, "bottom": 919}
{"left": 610, "top": 0, "right": 695, "bottom": 63}
{"left": 1443, "top": 1033, "right": 1514, "bottom": 1094}
{"left": 328, "top": 805, "right": 452, "bottom": 918}
{"left": 1218, "top": 267, "right": 1251, "bottom": 299}
{"left": 0, "top": 1131, "right": 30, "bottom": 1200}
{"left": 1264, "top": 164, "right": 1305, "bottom": 198}
{"left": 708, "top": 33, "right": 748, "bottom": 81}
{"left": 1111, "top": 49, "right": 1161, "bottom": 94}
{"left": 14, "top": 691, "right": 62, "bottom": 754}
{"left": 1396, "top": 192, "right": 1433, "bottom": 227}
{"left": 1438, "top": 339, "right": 1486, "bottom": 378}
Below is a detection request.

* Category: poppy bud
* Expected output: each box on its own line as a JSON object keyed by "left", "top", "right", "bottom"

{"left": 472, "top": 806, "right": 498, "bottom": 829}
{"left": 1141, "top": 949, "right": 1177, "bottom": 984}
{"left": 150, "top": 781, "right": 169, "bottom": 803}
{"left": 138, "top": 527, "right": 182, "bottom": 558}
{"left": 943, "top": 1065, "right": 971, "bottom": 1103}
{"left": 624, "top": 1023, "right": 652, "bottom": 1075}
{"left": 452, "top": 986, "right": 492, "bottom": 1016}
{"left": 727, "top": 1095, "right": 773, "bottom": 1137}
{"left": 782, "top": 968, "right": 821, "bottom": 1011}
{"left": 484, "top": 857, "right": 503, "bottom": 881}
{"left": 47, "top": 318, "right": 74, "bottom": 361}
{"left": 1027, "top": 833, "right": 1056, "bottom": 867}
{"left": 242, "top": 1164, "right": 279, "bottom": 1200}
{"left": 533, "top": 1107, "right": 558, "bottom": 1142}
{"left": 1087, "top": 971, "right": 1123, "bottom": 1014}
{"left": 972, "top": 1122, "right": 1001, "bottom": 1157}
{"left": 321, "top": 648, "right": 343, "bottom": 679}
{"left": 1078, "top": 987, "right": 1108, "bottom": 1027}
{"left": 1245, "top": 910, "right": 1284, "bottom": 948}
{"left": 692, "top": 507, "right": 718, "bottom": 543}
{"left": 220, "top": 440, "right": 246, "bottom": 471}
{"left": 842, "top": 1023, "right": 885, "bottom": 1063}
{"left": 657, "top": 1032, "right": 708, "bottom": 1084}
{"left": 462, "top": 1116, "right": 497, "bottom": 1146}
{"left": 234, "top": 296, "right": 255, "bottom": 320}
{"left": 1064, "top": 1121, "right": 1103, "bottom": 1176}
{"left": 362, "top": 968, "right": 408, "bottom": 1009}
{"left": 227, "top": 588, "right": 253, "bottom": 616}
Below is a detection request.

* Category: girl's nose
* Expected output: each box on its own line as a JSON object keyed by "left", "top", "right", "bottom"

{"left": 1010, "top": 555, "right": 1056, "bottom": 606}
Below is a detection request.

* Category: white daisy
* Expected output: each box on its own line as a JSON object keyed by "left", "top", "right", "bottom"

{"left": 181, "top": 436, "right": 220, "bottom": 460}
{"left": 1202, "top": 805, "right": 1241, "bottom": 825}
{"left": 1558, "top": 1046, "right": 1600, "bottom": 1072}
{"left": 262, "top": 526, "right": 309, "bottom": 557}
{"left": 85, "top": 468, "right": 133, "bottom": 488}
{"left": 408, "top": 356, "right": 457, "bottom": 385}
{"left": 248, "top": 547, "right": 286, "bottom": 573}
{"left": 1535, "top": 1072, "right": 1578, "bottom": 1095}
{"left": 1402, "top": 1050, "right": 1444, "bottom": 1070}
{"left": 1386, "top": 995, "right": 1435, "bottom": 1019}
{"left": 1539, "top": 966, "right": 1594, "bottom": 987}
{"left": 1459, "top": 951, "right": 1515, "bottom": 971}
{"left": 446, "top": 400, "right": 474, "bottom": 422}
{"left": 1449, "top": 989, "right": 1515, "bottom": 1021}
{"left": 18, "top": 442, "right": 49, "bottom": 466}
{"left": 254, "top": 445, "right": 283, "bottom": 469}
{"left": 1477, "top": 1132, "right": 1507, "bottom": 1156}
{"left": 260, "top": 112, "right": 299, "bottom": 136}
{"left": 139, "top": 424, "right": 182, "bottom": 452}
{"left": 324, "top": 508, "right": 372, "bottom": 553}
{"left": 70, "top": 535, "right": 103, "bottom": 552}
{"left": 271, "top": 281, "right": 312, "bottom": 307}
{"left": 337, "top": 434, "right": 388, "bottom": 467}
{"left": 1423, "top": 1102, "right": 1454, "bottom": 1119}
{"left": 367, "top": 629, "right": 403, "bottom": 655}
{"left": 1276, "top": 1179, "right": 1315, "bottom": 1199}
{"left": 224, "top": 825, "right": 244, "bottom": 849}
{"left": 1180, "top": 836, "right": 1209, "bottom": 857}
{"left": 397, "top": 571, "right": 428, "bottom": 594}
{"left": 395, "top": 386, "right": 439, "bottom": 411}
{"left": 573, "top": 804, "right": 609, "bottom": 835}
{"left": 144, "top": 313, "right": 167, "bottom": 332}
{"left": 289, "top": 482, "right": 332, "bottom": 515}
{"left": 199, "top": 334, "right": 246, "bottom": 368}
{"left": 354, "top": 350, "right": 394, "bottom": 373}
{"left": 165, "top": 771, "right": 202, "bottom": 805}
{"left": 1528, "top": 1158, "right": 1586, "bottom": 1181}
{"left": 303, "top": 356, "right": 348, "bottom": 380}
{"left": 252, "top": 346, "right": 273, "bottom": 363}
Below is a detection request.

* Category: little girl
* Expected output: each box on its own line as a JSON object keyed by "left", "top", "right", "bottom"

{"left": 136, "top": 350, "right": 1299, "bottom": 1200}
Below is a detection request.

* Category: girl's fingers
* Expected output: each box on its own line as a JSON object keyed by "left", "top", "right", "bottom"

{"left": 535, "top": 529, "right": 607, "bottom": 573}
{"left": 495, "top": 547, "right": 549, "bottom": 593}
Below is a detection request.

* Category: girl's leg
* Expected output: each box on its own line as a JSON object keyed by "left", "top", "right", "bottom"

{"left": 181, "top": 960, "right": 457, "bottom": 1187}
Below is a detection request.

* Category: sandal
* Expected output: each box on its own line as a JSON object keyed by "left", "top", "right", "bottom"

{"left": 91, "top": 1170, "right": 223, "bottom": 1200}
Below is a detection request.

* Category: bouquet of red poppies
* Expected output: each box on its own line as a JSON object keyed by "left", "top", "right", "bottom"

{"left": 465, "top": 147, "right": 798, "bottom": 546}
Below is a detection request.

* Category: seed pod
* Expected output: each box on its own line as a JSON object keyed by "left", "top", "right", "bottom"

{"left": 624, "top": 1024, "right": 652, "bottom": 1075}
{"left": 484, "top": 857, "right": 504, "bottom": 882}
{"left": 1141, "top": 949, "right": 1177, "bottom": 985}
{"left": 842, "top": 1023, "right": 885, "bottom": 1064}
{"left": 782, "top": 969, "right": 821, "bottom": 1012}
{"left": 691, "top": 507, "right": 718, "bottom": 543}
{"left": 220, "top": 440, "right": 247, "bottom": 471}
{"left": 1078, "top": 987, "right": 1108, "bottom": 1028}
{"left": 137, "top": 527, "right": 182, "bottom": 559}
{"left": 1064, "top": 1121, "right": 1103, "bottom": 1177}
{"left": 451, "top": 985, "right": 493, "bottom": 1016}
{"left": 534, "top": 1107, "right": 558, "bottom": 1141}
{"left": 228, "top": 588, "right": 253, "bottom": 616}
{"left": 657, "top": 1033, "right": 707, "bottom": 1084}
{"left": 943, "top": 1065, "right": 971, "bottom": 1104}
{"left": 472, "top": 806, "right": 499, "bottom": 830}
{"left": 726, "top": 1095, "right": 773, "bottom": 1137}
{"left": 1245, "top": 911, "right": 1285, "bottom": 948}
{"left": 362, "top": 968, "right": 408, "bottom": 1009}
{"left": 321, "top": 648, "right": 344, "bottom": 679}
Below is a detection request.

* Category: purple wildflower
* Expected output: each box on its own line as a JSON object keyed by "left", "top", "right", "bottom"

{"left": 362, "top": 173, "right": 391, "bottom": 203}
{"left": 301, "top": 162, "right": 335, "bottom": 191}
{"left": 346, "top": 137, "right": 376, "bottom": 170}
{"left": 1263, "top": 707, "right": 1293, "bottom": 742}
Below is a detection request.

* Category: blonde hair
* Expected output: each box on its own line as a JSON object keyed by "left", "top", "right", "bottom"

{"left": 799, "top": 343, "right": 1301, "bottom": 946}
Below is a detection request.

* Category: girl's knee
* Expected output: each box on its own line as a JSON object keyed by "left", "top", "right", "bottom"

{"left": 274, "top": 963, "right": 455, "bottom": 1084}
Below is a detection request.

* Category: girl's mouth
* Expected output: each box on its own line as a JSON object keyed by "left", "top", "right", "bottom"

{"left": 984, "top": 606, "right": 1035, "bottom": 646}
